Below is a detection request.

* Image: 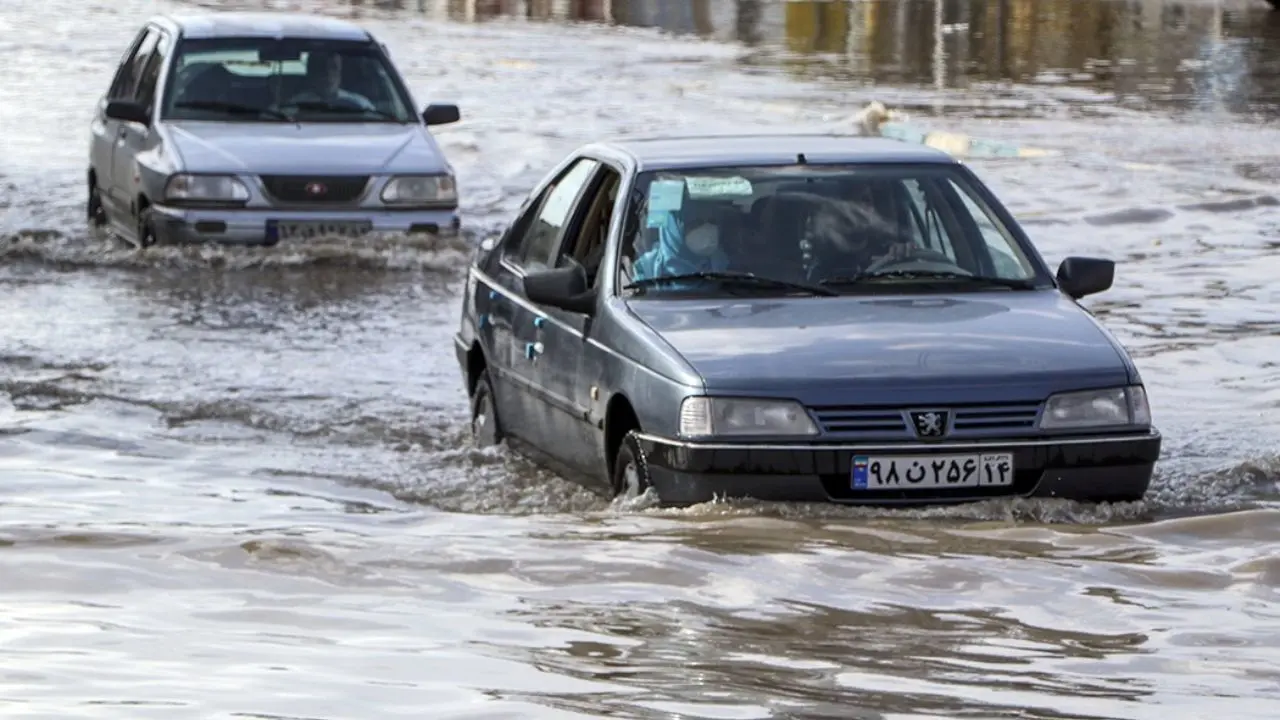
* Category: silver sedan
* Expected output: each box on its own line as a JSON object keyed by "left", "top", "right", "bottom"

{"left": 87, "top": 12, "right": 462, "bottom": 247}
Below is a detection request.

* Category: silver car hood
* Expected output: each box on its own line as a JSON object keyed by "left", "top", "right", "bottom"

{"left": 164, "top": 121, "right": 449, "bottom": 176}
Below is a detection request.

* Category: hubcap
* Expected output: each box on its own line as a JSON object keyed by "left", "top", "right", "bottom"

{"left": 472, "top": 392, "right": 496, "bottom": 446}
{"left": 621, "top": 460, "right": 641, "bottom": 498}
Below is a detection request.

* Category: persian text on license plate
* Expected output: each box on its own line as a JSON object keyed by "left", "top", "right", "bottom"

{"left": 267, "top": 220, "right": 373, "bottom": 242}
{"left": 851, "top": 453, "right": 1014, "bottom": 490}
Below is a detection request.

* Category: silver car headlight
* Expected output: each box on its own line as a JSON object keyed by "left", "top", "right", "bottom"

{"left": 164, "top": 174, "right": 249, "bottom": 204}
{"left": 678, "top": 396, "right": 819, "bottom": 439}
{"left": 380, "top": 174, "right": 457, "bottom": 206}
{"left": 1039, "top": 386, "right": 1151, "bottom": 430}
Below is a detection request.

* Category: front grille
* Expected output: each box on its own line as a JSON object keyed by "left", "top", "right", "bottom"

{"left": 259, "top": 175, "right": 370, "bottom": 204}
{"left": 952, "top": 403, "right": 1041, "bottom": 432}
{"left": 812, "top": 408, "right": 908, "bottom": 436}
{"left": 809, "top": 401, "right": 1043, "bottom": 440}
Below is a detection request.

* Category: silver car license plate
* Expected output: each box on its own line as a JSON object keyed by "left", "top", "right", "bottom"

{"left": 267, "top": 220, "right": 373, "bottom": 243}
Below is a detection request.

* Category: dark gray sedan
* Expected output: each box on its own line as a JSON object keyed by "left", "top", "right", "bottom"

{"left": 87, "top": 12, "right": 461, "bottom": 247}
{"left": 454, "top": 134, "right": 1162, "bottom": 507}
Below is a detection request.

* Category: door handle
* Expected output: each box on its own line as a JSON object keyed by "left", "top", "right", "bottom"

{"left": 524, "top": 341, "right": 543, "bottom": 360}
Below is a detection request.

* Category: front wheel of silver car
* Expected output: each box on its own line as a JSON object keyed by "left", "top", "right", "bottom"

{"left": 612, "top": 431, "right": 651, "bottom": 500}
{"left": 135, "top": 206, "right": 165, "bottom": 249}
{"left": 87, "top": 181, "right": 106, "bottom": 229}
{"left": 470, "top": 369, "right": 503, "bottom": 448}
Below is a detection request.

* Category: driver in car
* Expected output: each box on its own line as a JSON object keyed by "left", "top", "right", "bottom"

{"left": 287, "top": 51, "right": 377, "bottom": 111}
{"left": 806, "top": 198, "right": 918, "bottom": 279}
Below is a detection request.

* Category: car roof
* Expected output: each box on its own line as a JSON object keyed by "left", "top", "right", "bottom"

{"left": 591, "top": 134, "right": 958, "bottom": 172}
{"left": 158, "top": 12, "right": 372, "bottom": 41}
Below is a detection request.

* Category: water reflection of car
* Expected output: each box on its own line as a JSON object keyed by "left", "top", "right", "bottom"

{"left": 87, "top": 12, "right": 462, "bottom": 248}
{"left": 453, "top": 134, "right": 1162, "bottom": 507}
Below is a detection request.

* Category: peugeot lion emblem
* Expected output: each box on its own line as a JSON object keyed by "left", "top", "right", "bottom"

{"left": 909, "top": 410, "right": 950, "bottom": 439}
{"left": 304, "top": 182, "right": 328, "bottom": 197}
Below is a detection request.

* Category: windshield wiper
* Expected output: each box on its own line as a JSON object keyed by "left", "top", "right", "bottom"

{"left": 173, "top": 100, "right": 294, "bottom": 122}
{"left": 624, "top": 271, "right": 838, "bottom": 296}
{"left": 290, "top": 100, "right": 401, "bottom": 122}
{"left": 821, "top": 269, "right": 1037, "bottom": 290}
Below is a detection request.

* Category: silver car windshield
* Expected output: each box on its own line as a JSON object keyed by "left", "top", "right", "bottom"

{"left": 161, "top": 37, "right": 416, "bottom": 123}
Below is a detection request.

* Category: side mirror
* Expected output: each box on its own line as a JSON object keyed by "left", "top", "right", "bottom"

{"left": 524, "top": 263, "right": 596, "bottom": 315}
{"left": 1056, "top": 256, "right": 1115, "bottom": 300}
{"left": 105, "top": 99, "right": 151, "bottom": 126}
{"left": 422, "top": 103, "right": 460, "bottom": 126}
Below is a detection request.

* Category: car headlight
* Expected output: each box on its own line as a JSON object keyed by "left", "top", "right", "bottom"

{"left": 1039, "top": 386, "right": 1151, "bottom": 430}
{"left": 164, "top": 174, "right": 249, "bottom": 204}
{"left": 678, "top": 396, "right": 819, "bottom": 439}
{"left": 380, "top": 175, "right": 457, "bottom": 206}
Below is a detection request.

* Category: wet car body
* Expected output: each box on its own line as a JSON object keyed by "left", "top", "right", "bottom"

{"left": 86, "top": 12, "right": 462, "bottom": 248}
{"left": 454, "top": 134, "right": 1162, "bottom": 507}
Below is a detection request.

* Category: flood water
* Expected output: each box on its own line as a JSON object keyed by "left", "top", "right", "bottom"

{"left": 3, "top": 0, "right": 1280, "bottom": 717}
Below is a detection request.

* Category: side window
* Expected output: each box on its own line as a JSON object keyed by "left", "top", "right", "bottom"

{"left": 506, "top": 158, "right": 600, "bottom": 271}
{"left": 133, "top": 31, "right": 172, "bottom": 110}
{"left": 556, "top": 168, "right": 621, "bottom": 288}
{"left": 945, "top": 178, "right": 1034, "bottom": 278}
{"left": 901, "top": 179, "right": 955, "bottom": 259}
{"left": 109, "top": 28, "right": 160, "bottom": 100}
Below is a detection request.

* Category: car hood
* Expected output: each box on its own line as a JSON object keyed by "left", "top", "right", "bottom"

{"left": 164, "top": 122, "right": 448, "bottom": 175}
{"left": 625, "top": 291, "right": 1135, "bottom": 406}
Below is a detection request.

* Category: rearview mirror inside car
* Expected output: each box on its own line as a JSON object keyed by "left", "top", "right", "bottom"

{"left": 105, "top": 100, "right": 150, "bottom": 126}
{"left": 1056, "top": 256, "right": 1115, "bottom": 300}
{"left": 259, "top": 45, "right": 303, "bottom": 63}
{"left": 524, "top": 263, "right": 595, "bottom": 315}
{"left": 422, "top": 103, "right": 461, "bottom": 126}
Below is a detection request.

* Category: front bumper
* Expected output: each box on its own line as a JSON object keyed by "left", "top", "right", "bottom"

{"left": 634, "top": 430, "right": 1162, "bottom": 506}
{"left": 150, "top": 205, "right": 461, "bottom": 246}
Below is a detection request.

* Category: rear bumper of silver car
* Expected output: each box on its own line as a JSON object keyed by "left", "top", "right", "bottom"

{"left": 634, "top": 430, "right": 1162, "bottom": 506}
{"left": 149, "top": 205, "right": 461, "bottom": 246}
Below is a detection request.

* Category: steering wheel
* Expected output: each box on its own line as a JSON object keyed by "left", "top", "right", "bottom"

{"left": 864, "top": 248, "right": 967, "bottom": 275}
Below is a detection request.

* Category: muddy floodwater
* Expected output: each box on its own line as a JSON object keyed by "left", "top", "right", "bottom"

{"left": 3, "top": 0, "right": 1280, "bottom": 717}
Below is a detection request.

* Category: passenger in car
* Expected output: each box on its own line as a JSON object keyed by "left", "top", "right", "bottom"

{"left": 630, "top": 196, "right": 729, "bottom": 282}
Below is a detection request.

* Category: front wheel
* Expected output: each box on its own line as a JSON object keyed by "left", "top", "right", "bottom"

{"left": 470, "top": 369, "right": 503, "bottom": 447}
{"left": 87, "top": 180, "right": 106, "bottom": 228}
{"left": 136, "top": 207, "right": 159, "bottom": 249}
{"left": 611, "top": 431, "right": 651, "bottom": 499}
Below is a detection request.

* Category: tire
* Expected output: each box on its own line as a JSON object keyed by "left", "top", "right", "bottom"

{"left": 86, "top": 179, "right": 106, "bottom": 228}
{"left": 136, "top": 206, "right": 158, "bottom": 249}
{"left": 469, "top": 369, "right": 503, "bottom": 447}
{"left": 611, "top": 430, "right": 651, "bottom": 499}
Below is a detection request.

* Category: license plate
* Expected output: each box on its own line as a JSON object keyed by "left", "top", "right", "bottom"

{"left": 266, "top": 220, "right": 373, "bottom": 242}
{"left": 851, "top": 453, "right": 1014, "bottom": 490}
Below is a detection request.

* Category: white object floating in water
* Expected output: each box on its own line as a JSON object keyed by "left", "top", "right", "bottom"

{"left": 852, "top": 101, "right": 1061, "bottom": 159}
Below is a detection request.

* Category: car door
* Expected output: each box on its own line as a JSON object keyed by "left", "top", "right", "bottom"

{"left": 531, "top": 164, "right": 623, "bottom": 479}
{"left": 90, "top": 27, "right": 154, "bottom": 223}
{"left": 106, "top": 28, "right": 165, "bottom": 224}
{"left": 486, "top": 157, "right": 602, "bottom": 452}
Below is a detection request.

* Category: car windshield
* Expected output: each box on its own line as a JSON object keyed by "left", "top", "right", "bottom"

{"left": 617, "top": 164, "right": 1045, "bottom": 296}
{"left": 161, "top": 37, "right": 416, "bottom": 123}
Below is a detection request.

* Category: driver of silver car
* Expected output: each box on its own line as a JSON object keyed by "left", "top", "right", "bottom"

{"left": 287, "top": 51, "right": 377, "bottom": 111}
